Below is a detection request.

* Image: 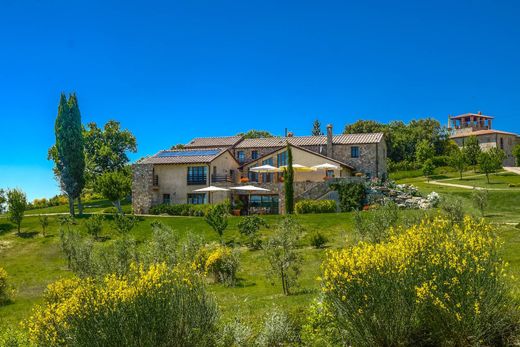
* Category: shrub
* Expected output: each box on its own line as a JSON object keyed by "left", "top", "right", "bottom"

{"left": 26, "top": 263, "right": 219, "bottom": 347}
{"left": 320, "top": 217, "right": 518, "bottom": 346}
{"left": 440, "top": 197, "right": 464, "bottom": 225}
{"left": 354, "top": 201, "right": 399, "bottom": 243}
{"left": 472, "top": 189, "right": 489, "bottom": 217}
{"left": 264, "top": 217, "right": 303, "bottom": 295}
{"left": 38, "top": 214, "right": 50, "bottom": 237}
{"left": 112, "top": 213, "right": 138, "bottom": 234}
{"left": 330, "top": 182, "right": 366, "bottom": 212}
{"left": 217, "top": 318, "right": 253, "bottom": 347}
{"left": 0, "top": 267, "right": 13, "bottom": 305}
{"left": 194, "top": 244, "right": 240, "bottom": 286}
{"left": 205, "top": 203, "right": 229, "bottom": 242}
{"left": 149, "top": 203, "right": 210, "bottom": 216}
{"left": 237, "top": 215, "right": 268, "bottom": 249}
{"left": 142, "top": 221, "right": 179, "bottom": 268}
{"left": 295, "top": 199, "right": 336, "bottom": 214}
{"left": 431, "top": 155, "right": 450, "bottom": 167}
{"left": 255, "top": 308, "right": 300, "bottom": 347}
{"left": 84, "top": 214, "right": 104, "bottom": 240}
{"left": 0, "top": 328, "right": 28, "bottom": 347}
{"left": 310, "top": 231, "right": 328, "bottom": 249}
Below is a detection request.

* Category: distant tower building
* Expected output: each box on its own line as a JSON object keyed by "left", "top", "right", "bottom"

{"left": 449, "top": 112, "right": 519, "bottom": 166}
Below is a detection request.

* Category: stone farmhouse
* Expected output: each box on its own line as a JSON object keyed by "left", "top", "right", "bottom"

{"left": 132, "top": 124, "right": 386, "bottom": 214}
{"left": 449, "top": 112, "right": 520, "bottom": 166}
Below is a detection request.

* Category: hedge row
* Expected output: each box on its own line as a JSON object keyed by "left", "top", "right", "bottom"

{"left": 295, "top": 200, "right": 336, "bottom": 214}
{"left": 149, "top": 203, "right": 210, "bottom": 216}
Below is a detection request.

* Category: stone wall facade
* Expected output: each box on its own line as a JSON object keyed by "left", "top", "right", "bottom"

{"left": 132, "top": 163, "right": 154, "bottom": 214}
{"left": 329, "top": 142, "right": 387, "bottom": 179}
{"left": 453, "top": 133, "right": 520, "bottom": 167}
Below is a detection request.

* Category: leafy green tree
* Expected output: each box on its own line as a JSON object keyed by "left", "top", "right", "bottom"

{"left": 513, "top": 144, "right": 520, "bottom": 166}
{"left": 0, "top": 189, "right": 6, "bottom": 214}
{"left": 237, "top": 130, "right": 274, "bottom": 139}
{"left": 238, "top": 215, "right": 268, "bottom": 249}
{"left": 312, "top": 119, "right": 323, "bottom": 136}
{"left": 462, "top": 136, "right": 481, "bottom": 170}
{"left": 478, "top": 149, "right": 504, "bottom": 184}
{"left": 7, "top": 189, "right": 27, "bottom": 234}
{"left": 449, "top": 148, "right": 467, "bottom": 179}
{"left": 38, "top": 215, "right": 49, "bottom": 237}
{"left": 95, "top": 170, "right": 131, "bottom": 213}
{"left": 422, "top": 159, "right": 435, "bottom": 182}
{"left": 344, "top": 120, "right": 385, "bottom": 134}
{"left": 472, "top": 189, "right": 489, "bottom": 217}
{"left": 284, "top": 144, "right": 294, "bottom": 214}
{"left": 50, "top": 93, "right": 86, "bottom": 216}
{"left": 415, "top": 139, "right": 435, "bottom": 164}
{"left": 264, "top": 217, "right": 303, "bottom": 295}
{"left": 205, "top": 203, "right": 229, "bottom": 242}
{"left": 83, "top": 121, "right": 137, "bottom": 185}
{"left": 344, "top": 118, "right": 450, "bottom": 164}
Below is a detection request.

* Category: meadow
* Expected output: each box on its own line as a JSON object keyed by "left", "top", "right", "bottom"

{"left": 1, "top": 170, "right": 519, "bottom": 337}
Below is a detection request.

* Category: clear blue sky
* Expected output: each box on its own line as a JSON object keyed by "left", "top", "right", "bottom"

{"left": 1, "top": 0, "right": 519, "bottom": 200}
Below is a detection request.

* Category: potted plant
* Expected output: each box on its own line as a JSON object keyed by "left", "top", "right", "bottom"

{"left": 232, "top": 199, "right": 244, "bottom": 216}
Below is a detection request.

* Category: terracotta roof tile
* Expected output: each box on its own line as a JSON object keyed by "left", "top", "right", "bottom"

{"left": 234, "top": 133, "right": 384, "bottom": 148}
{"left": 450, "top": 129, "right": 519, "bottom": 139}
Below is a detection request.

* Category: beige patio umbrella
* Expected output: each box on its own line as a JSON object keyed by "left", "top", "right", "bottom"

{"left": 193, "top": 186, "right": 230, "bottom": 204}
{"left": 250, "top": 164, "right": 281, "bottom": 173}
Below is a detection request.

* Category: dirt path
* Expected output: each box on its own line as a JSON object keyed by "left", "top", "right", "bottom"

{"left": 427, "top": 180, "right": 508, "bottom": 190}
{"left": 504, "top": 167, "right": 520, "bottom": 175}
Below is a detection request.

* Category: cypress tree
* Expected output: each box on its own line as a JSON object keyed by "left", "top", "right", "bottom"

{"left": 284, "top": 144, "right": 294, "bottom": 214}
{"left": 312, "top": 119, "right": 323, "bottom": 136}
{"left": 54, "top": 93, "right": 85, "bottom": 216}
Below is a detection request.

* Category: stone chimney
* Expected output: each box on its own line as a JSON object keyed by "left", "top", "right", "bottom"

{"left": 287, "top": 131, "right": 294, "bottom": 137}
{"left": 326, "top": 124, "right": 333, "bottom": 158}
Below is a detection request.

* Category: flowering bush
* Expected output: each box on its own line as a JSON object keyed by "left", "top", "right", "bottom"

{"left": 0, "top": 267, "right": 13, "bottom": 305}
{"left": 194, "top": 244, "right": 240, "bottom": 286}
{"left": 26, "top": 263, "right": 219, "bottom": 346}
{"left": 320, "top": 216, "right": 518, "bottom": 346}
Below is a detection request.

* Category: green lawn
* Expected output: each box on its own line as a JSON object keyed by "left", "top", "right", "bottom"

{"left": 1, "top": 176, "right": 520, "bottom": 332}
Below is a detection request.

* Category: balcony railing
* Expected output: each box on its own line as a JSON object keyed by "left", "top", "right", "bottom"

{"left": 187, "top": 175, "right": 207, "bottom": 185}
{"left": 211, "top": 174, "right": 233, "bottom": 183}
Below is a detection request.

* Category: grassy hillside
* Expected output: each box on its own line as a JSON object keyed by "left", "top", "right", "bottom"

{"left": 1, "top": 174, "right": 519, "bottom": 332}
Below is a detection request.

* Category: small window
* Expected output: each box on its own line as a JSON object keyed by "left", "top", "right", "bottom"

{"left": 163, "top": 194, "right": 171, "bottom": 205}
{"left": 500, "top": 137, "right": 504, "bottom": 149}
{"left": 237, "top": 151, "right": 245, "bottom": 163}
{"left": 326, "top": 170, "right": 334, "bottom": 178}
{"left": 351, "top": 146, "right": 360, "bottom": 158}
{"left": 252, "top": 150, "right": 258, "bottom": 159}
{"left": 277, "top": 151, "right": 288, "bottom": 167}
{"left": 187, "top": 166, "right": 207, "bottom": 185}
{"left": 187, "top": 193, "right": 206, "bottom": 204}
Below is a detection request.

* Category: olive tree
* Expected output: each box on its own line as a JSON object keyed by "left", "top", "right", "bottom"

{"left": 7, "top": 189, "right": 27, "bottom": 235}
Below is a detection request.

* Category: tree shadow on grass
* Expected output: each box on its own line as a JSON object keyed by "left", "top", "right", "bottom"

{"left": 17, "top": 231, "right": 40, "bottom": 239}
{"left": 0, "top": 223, "right": 14, "bottom": 236}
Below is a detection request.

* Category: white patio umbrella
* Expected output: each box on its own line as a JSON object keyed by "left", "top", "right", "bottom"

{"left": 193, "top": 186, "right": 230, "bottom": 204}
{"left": 312, "top": 163, "right": 340, "bottom": 170}
{"left": 229, "top": 185, "right": 271, "bottom": 214}
{"left": 250, "top": 164, "right": 281, "bottom": 173}
{"left": 279, "top": 164, "right": 316, "bottom": 172}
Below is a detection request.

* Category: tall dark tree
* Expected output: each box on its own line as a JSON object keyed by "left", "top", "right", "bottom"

{"left": 284, "top": 144, "right": 294, "bottom": 214}
{"left": 462, "top": 136, "right": 481, "bottom": 171}
{"left": 312, "top": 119, "right": 323, "bottom": 136}
{"left": 52, "top": 93, "right": 86, "bottom": 216}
